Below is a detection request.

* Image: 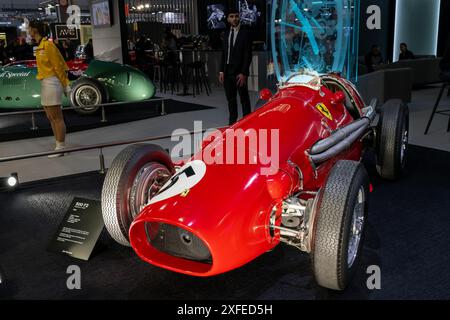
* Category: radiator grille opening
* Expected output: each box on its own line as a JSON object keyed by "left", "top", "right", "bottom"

{"left": 145, "top": 222, "right": 212, "bottom": 264}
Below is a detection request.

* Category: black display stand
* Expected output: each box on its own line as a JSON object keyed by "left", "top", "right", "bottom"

{"left": 47, "top": 198, "right": 104, "bottom": 261}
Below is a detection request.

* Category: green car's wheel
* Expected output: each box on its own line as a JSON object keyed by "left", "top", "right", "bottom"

{"left": 70, "top": 78, "right": 107, "bottom": 115}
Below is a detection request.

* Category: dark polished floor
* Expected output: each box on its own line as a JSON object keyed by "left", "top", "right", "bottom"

{"left": 0, "top": 145, "right": 449, "bottom": 300}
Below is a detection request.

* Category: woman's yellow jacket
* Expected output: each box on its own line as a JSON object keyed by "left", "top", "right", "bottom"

{"left": 35, "top": 38, "right": 70, "bottom": 88}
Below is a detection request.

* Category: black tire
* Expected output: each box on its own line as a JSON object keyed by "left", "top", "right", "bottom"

{"left": 70, "top": 78, "right": 107, "bottom": 115}
{"left": 312, "top": 160, "right": 369, "bottom": 291}
{"left": 101, "top": 144, "right": 174, "bottom": 246}
{"left": 376, "top": 99, "right": 409, "bottom": 180}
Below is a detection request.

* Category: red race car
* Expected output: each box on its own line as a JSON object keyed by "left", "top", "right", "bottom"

{"left": 101, "top": 71, "right": 409, "bottom": 290}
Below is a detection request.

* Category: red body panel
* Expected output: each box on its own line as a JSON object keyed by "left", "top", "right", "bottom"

{"left": 129, "top": 75, "right": 366, "bottom": 276}
{"left": 66, "top": 59, "right": 89, "bottom": 75}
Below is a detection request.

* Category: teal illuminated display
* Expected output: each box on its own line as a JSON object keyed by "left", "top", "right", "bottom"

{"left": 271, "top": 0, "right": 360, "bottom": 81}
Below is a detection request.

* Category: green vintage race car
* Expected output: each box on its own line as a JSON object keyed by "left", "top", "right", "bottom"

{"left": 0, "top": 59, "right": 156, "bottom": 115}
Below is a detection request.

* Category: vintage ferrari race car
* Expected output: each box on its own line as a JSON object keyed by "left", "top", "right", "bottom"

{"left": 0, "top": 59, "right": 156, "bottom": 115}
{"left": 101, "top": 71, "right": 409, "bottom": 290}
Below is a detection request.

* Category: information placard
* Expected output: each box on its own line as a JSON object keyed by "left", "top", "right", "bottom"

{"left": 48, "top": 198, "right": 104, "bottom": 261}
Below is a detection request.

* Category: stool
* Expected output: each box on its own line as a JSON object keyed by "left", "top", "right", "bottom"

{"left": 152, "top": 64, "right": 163, "bottom": 92}
{"left": 424, "top": 80, "right": 450, "bottom": 134}
{"left": 162, "top": 64, "right": 181, "bottom": 95}
{"left": 186, "top": 61, "right": 211, "bottom": 97}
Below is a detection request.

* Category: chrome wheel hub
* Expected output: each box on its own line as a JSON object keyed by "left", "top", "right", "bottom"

{"left": 75, "top": 85, "right": 101, "bottom": 109}
{"left": 401, "top": 127, "right": 408, "bottom": 164}
{"left": 129, "top": 163, "right": 171, "bottom": 218}
{"left": 347, "top": 187, "right": 365, "bottom": 268}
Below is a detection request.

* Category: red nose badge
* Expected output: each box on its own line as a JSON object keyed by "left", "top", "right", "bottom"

{"left": 370, "top": 184, "right": 374, "bottom": 193}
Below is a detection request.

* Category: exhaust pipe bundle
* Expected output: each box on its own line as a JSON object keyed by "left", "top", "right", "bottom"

{"left": 309, "top": 102, "right": 376, "bottom": 165}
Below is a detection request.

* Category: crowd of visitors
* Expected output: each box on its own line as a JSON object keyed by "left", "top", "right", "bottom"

{"left": 0, "top": 36, "right": 88, "bottom": 66}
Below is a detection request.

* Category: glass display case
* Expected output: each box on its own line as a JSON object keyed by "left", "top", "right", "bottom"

{"left": 270, "top": 0, "right": 360, "bottom": 82}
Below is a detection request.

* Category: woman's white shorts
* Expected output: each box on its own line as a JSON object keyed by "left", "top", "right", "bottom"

{"left": 41, "top": 76, "right": 63, "bottom": 107}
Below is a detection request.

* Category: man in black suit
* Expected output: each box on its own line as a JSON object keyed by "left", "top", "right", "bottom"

{"left": 219, "top": 8, "right": 253, "bottom": 125}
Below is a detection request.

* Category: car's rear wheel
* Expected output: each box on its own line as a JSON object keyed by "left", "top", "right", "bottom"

{"left": 101, "top": 144, "right": 174, "bottom": 246}
{"left": 70, "top": 78, "right": 107, "bottom": 115}
{"left": 376, "top": 99, "right": 409, "bottom": 180}
{"left": 312, "top": 160, "right": 369, "bottom": 290}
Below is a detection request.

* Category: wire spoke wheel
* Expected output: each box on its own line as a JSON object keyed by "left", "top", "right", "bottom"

{"left": 75, "top": 85, "right": 101, "bottom": 109}
{"left": 129, "top": 163, "right": 171, "bottom": 219}
{"left": 101, "top": 144, "right": 174, "bottom": 246}
{"left": 347, "top": 186, "right": 365, "bottom": 268}
{"left": 312, "top": 160, "right": 369, "bottom": 290}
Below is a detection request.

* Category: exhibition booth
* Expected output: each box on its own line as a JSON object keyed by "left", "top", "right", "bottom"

{"left": 0, "top": 0, "right": 450, "bottom": 302}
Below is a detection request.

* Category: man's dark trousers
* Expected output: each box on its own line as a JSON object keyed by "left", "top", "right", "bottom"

{"left": 224, "top": 71, "right": 251, "bottom": 125}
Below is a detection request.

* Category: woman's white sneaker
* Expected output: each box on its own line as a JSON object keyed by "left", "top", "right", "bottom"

{"left": 48, "top": 145, "right": 66, "bottom": 158}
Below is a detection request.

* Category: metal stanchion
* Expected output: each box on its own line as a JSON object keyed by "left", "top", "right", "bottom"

{"left": 30, "top": 112, "right": 38, "bottom": 131}
{"left": 99, "top": 148, "right": 106, "bottom": 174}
{"left": 101, "top": 105, "right": 108, "bottom": 123}
{"left": 160, "top": 100, "right": 167, "bottom": 116}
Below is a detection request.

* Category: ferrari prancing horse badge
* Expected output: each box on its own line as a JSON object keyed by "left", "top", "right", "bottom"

{"left": 316, "top": 103, "right": 333, "bottom": 121}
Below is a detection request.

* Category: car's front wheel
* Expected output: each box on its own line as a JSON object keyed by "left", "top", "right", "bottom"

{"left": 312, "top": 160, "right": 369, "bottom": 290}
{"left": 101, "top": 144, "right": 175, "bottom": 246}
{"left": 70, "top": 78, "right": 107, "bottom": 115}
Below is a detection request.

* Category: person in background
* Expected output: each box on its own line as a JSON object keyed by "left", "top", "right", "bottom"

{"left": 365, "top": 45, "right": 383, "bottom": 73}
{"left": 162, "top": 27, "right": 178, "bottom": 66}
{"left": 54, "top": 39, "right": 66, "bottom": 59}
{"left": 14, "top": 38, "right": 30, "bottom": 61}
{"left": 399, "top": 43, "right": 415, "bottom": 60}
{"left": 219, "top": 7, "right": 253, "bottom": 125}
{"left": 62, "top": 40, "right": 75, "bottom": 61}
{"left": 127, "top": 37, "right": 135, "bottom": 51}
{"left": 6, "top": 40, "right": 17, "bottom": 62}
{"left": 84, "top": 38, "right": 94, "bottom": 61}
{"left": 162, "top": 27, "right": 178, "bottom": 51}
{"left": 0, "top": 40, "right": 5, "bottom": 65}
{"left": 135, "top": 35, "right": 150, "bottom": 66}
{"left": 28, "top": 20, "right": 71, "bottom": 157}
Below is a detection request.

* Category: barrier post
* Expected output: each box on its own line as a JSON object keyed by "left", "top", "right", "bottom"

{"left": 160, "top": 100, "right": 167, "bottom": 116}
{"left": 101, "top": 106, "right": 108, "bottom": 123}
{"left": 99, "top": 148, "right": 106, "bottom": 174}
{"left": 30, "top": 112, "right": 38, "bottom": 131}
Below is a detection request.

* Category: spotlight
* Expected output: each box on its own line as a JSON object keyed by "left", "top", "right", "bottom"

{"left": 1, "top": 173, "right": 19, "bottom": 191}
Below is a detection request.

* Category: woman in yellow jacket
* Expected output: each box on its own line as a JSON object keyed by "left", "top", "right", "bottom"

{"left": 29, "top": 21, "right": 71, "bottom": 157}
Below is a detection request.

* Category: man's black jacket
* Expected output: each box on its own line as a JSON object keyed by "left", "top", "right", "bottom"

{"left": 220, "top": 27, "right": 253, "bottom": 76}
